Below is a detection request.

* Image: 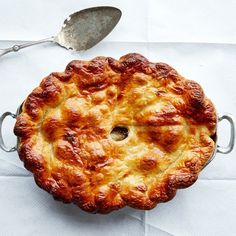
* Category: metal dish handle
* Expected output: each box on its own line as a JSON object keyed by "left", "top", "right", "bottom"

{"left": 0, "top": 112, "right": 17, "bottom": 152}
{"left": 217, "top": 113, "right": 235, "bottom": 154}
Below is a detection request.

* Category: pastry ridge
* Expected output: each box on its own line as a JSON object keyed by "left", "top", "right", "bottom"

{"left": 14, "top": 53, "right": 217, "bottom": 213}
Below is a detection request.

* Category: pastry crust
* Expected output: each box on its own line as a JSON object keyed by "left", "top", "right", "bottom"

{"left": 14, "top": 53, "right": 217, "bottom": 213}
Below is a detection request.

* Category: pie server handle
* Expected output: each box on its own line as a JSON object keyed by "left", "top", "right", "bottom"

{"left": 0, "top": 37, "right": 54, "bottom": 58}
{"left": 217, "top": 113, "right": 235, "bottom": 154}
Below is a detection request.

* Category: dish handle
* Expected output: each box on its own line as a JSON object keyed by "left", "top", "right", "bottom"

{"left": 0, "top": 112, "right": 17, "bottom": 152}
{"left": 217, "top": 113, "right": 235, "bottom": 154}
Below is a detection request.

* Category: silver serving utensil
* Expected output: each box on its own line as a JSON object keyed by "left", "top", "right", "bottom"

{"left": 0, "top": 6, "right": 121, "bottom": 57}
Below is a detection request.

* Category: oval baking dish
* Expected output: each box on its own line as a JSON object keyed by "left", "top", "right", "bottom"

{"left": 0, "top": 53, "right": 235, "bottom": 214}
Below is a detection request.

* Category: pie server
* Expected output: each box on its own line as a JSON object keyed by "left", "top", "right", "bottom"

{"left": 0, "top": 6, "right": 122, "bottom": 57}
{"left": 0, "top": 103, "right": 235, "bottom": 169}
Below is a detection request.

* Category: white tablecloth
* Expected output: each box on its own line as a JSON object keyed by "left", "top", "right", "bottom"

{"left": 0, "top": 1, "right": 236, "bottom": 235}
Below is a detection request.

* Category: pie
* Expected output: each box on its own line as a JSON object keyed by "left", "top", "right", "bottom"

{"left": 14, "top": 53, "right": 217, "bottom": 213}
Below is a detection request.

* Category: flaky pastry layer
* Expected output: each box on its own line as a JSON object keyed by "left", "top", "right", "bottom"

{"left": 14, "top": 53, "right": 216, "bottom": 213}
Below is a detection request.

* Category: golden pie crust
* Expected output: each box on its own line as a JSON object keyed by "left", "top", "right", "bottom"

{"left": 14, "top": 53, "right": 217, "bottom": 213}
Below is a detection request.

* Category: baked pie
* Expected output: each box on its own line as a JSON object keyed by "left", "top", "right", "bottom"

{"left": 14, "top": 53, "right": 217, "bottom": 213}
